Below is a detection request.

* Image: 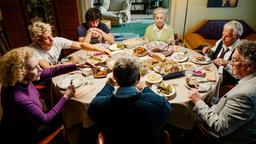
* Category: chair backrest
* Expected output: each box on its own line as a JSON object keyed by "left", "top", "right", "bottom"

{"left": 37, "top": 125, "right": 64, "bottom": 144}
{"left": 194, "top": 20, "right": 255, "bottom": 40}
{"left": 97, "top": 129, "right": 172, "bottom": 144}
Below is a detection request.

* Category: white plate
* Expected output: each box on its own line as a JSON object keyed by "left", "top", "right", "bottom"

{"left": 107, "top": 50, "right": 135, "bottom": 69}
{"left": 144, "top": 73, "right": 163, "bottom": 84}
{"left": 170, "top": 52, "right": 188, "bottom": 62}
{"left": 56, "top": 75, "right": 83, "bottom": 90}
{"left": 87, "top": 55, "right": 109, "bottom": 65}
{"left": 190, "top": 55, "right": 211, "bottom": 65}
{"left": 93, "top": 43, "right": 110, "bottom": 49}
{"left": 109, "top": 43, "right": 124, "bottom": 51}
{"left": 152, "top": 61, "right": 182, "bottom": 75}
{"left": 182, "top": 62, "right": 196, "bottom": 71}
{"left": 151, "top": 82, "right": 176, "bottom": 98}
{"left": 185, "top": 82, "right": 212, "bottom": 93}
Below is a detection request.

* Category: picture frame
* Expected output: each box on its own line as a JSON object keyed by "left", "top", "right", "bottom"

{"left": 207, "top": 0, "right": 238, "bottom": 8}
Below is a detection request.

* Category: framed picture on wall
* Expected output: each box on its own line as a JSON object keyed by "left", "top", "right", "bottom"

{"left": 207, "top": 0, "right": 238, "bottom": 7}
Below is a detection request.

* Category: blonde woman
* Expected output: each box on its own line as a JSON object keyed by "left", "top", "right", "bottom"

{"left": 144, "top": 7, "right": 174, "bottom": 44}
{"left": 29, "top": 21, "right": 111, "bottom": 69}
{"left": 0, "top": 47, "right": 87, "bottom": 143}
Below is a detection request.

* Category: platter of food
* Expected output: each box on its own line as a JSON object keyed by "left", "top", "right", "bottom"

{"left": 133, "top": 46, "right": 148, "bottom": 57}
{"left": 190, "top": 55, "right": 211, "bottom": 65}
{"left": 109, "top": 43, "right": 126, "bottom": 51}
{"left": 170, "top": 52, "right": 188, "bottom": 62}
{"left": 185, "top": 77, "right": 211, "bottom": 92}
{"left": 182, "top": 62, "right": 196, "bottom": 71}
{"left": 144, "top": 73, "right": 163, "bottom": 84}
{"left": 153, "top": 61, "right": 182, "bottom": 75}
{"left": 107, "top": 50, "right": 135, "bottom": 69}
{"left": 87, "top": 55, "right": 108, "bottom": 65}
{"left": 146, "top": 41, "right": 172, "bottom": 56}
{"left": 92, "top": 66, "right": 108, "bottom": 78}
{"left": 152, "top": 82, "right": 176, "bottom": 98}
{"left": 56, "top": 75, "right": 83, "bottom": 90}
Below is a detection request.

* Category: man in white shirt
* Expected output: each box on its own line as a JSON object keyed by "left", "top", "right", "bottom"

{"left": 202, "top": 20, "right": 243, "bottom": 85}
{"left": 29, "top": 21, "right": 111, "bottom": 69}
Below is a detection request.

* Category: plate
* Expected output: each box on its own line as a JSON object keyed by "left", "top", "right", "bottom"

{"left": 152, "top": 82, "right": 176, "bottom": 98}
{"left": 133, "top": 46, "right": 148, "bottom": 57}
{"left": 107, "top": 50, "right": 136, "bottom": 69}
{"left": 170, "top": 52, "right": 188, "bottom": 62}
{"left": 93, "top": 43, "right": 110, "bottom": 49}
{"left": 190, "top": 55, "right": 211, "bottom": 65}
{"left": 87, "top": 55, "right": 109, "bottom": 65}
{"left": 192, "top": 69, "right": 205, "bottom": 77}
{"left": 122, "top": 37, "right": 144, "bottom": 49}
{"left": 146, "top": 41, "right": 172, "bottom": 56}
{"left": 182, "top": 62, "right": 196, "bottom": 71}
{"left": 144, "top": 73, "right": 163, "bottom": 84}
{"left": 153, "top": 61, "right": 182, "bottom": 75}
{"left": 56, "top": 75, "right": 83, "bottom": 90}
{"left": 109, "top": 43, "right": 125, "bottom": 51}
{"left": 185, "top": 77, "right": 212, "bottom": 92}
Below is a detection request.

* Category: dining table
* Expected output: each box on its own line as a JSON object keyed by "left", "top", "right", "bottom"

{"left": 51, "top": 43, "right": 220, "bottom": 143}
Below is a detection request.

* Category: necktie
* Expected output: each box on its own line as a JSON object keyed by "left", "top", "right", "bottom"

{"left": 219, "top": 48, "right": 229, "bottom": 58}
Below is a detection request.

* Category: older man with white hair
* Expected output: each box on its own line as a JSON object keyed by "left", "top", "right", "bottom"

{"left": 203, "top": 20, "right": 243, "bottom": 85}
{"left": 189, "top": 40, "right": 256, "bottom": 144}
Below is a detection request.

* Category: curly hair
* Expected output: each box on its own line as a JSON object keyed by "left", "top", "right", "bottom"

{"left": 28, "top": 21, "right": 52, "bottom": 43}
{"left": 236, "top": 40, "right": 256, "bottom": 70}
{"left": 0, "top": 47, "right": 34, "bottom": 87}
{"left": 113, "top": 57, "right": 140, "bottom": 87}
{"left": 85, "top": 8, "right": 102, "bottom": 22}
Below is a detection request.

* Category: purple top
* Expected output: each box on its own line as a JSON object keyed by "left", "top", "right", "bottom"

{"left": 77, "top": 23, "right": 110, "bottom": 44}
{"left": 0, "top": 64, "right": 76, "bottom": 131}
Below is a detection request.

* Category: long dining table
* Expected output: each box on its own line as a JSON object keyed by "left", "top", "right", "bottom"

{"left": 51, "top": 44, "right": 220, "bottom": 143}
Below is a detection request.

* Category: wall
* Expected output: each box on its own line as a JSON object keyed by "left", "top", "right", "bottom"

{"left": 171, "top": 0, "right": 256, "bottom": 38}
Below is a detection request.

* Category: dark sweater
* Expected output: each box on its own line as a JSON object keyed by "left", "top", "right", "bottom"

{"left": 88, "top": 84, "right": 172, "bottom": 144}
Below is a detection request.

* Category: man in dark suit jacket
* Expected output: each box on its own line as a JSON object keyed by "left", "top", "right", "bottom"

{"left": 202, "top": 20, "right": 243, "bottom": 85}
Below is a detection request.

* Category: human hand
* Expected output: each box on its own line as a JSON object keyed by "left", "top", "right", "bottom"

{"left": 213, "top": 58, "right": 229, "bottom": 67}
{"left": 63, "top": 84, "right": 75, "bottom": 99}
{"left": 136, "top": 80, "right": 147, "bottom": 91}
{"left": 107, "top": 76, "right": 117, "bottom": 87}
{"left": 102, "top": 49, "right": 111, "bottom": 56}
{"left": 188, "top": 89, "right": 201, "bottom": 104}
{"left": 202, "top": 47, "right": 211, "bottom": 54}
{"left": 69, "top": 56, "right": 80, "bottom": 64}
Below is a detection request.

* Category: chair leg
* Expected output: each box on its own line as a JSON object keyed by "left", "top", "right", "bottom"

{"left": 37, "top": 125, "right": 64, "bottom": 144}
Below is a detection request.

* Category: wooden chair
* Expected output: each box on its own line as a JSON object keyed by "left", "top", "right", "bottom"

{"left": 37, "top": 125, "right": 64, "bottom": 144}
{"left": 96, "top": 129, "right": 172, "bottom": 144}
{"left": 192, "top": 123, "right": 222, "bottom": 144}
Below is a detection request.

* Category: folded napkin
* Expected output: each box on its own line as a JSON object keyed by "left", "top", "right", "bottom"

{"left": 163, "top": 71, "right": 185, "bottom": 80}
{"left": 205, "top": 71, "right": 216, "bottom": 82}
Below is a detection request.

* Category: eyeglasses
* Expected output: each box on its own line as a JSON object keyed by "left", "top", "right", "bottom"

{"left": 230, "top": 57, "right": 250, "bottom": 66}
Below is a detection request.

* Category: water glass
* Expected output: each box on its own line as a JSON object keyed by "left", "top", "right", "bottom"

{"left": 185, "top": 70, "right": 193, "bottom": 78}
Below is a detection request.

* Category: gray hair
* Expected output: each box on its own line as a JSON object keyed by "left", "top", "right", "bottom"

{"left": 113, "top": 57, "right": 140, "bottom": 87}
{"left": 153, "top": 7, "right": 167, "bottom": 18}
{"left": 236, "top": 40, "right": 256, "bottom": 70}
{"left": 224, "top": 20, "right": 243, "bottom": 37}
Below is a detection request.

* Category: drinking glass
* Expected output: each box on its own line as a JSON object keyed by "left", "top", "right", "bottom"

{"left": 185, "top": 70, "right": 193, "bottom": 78}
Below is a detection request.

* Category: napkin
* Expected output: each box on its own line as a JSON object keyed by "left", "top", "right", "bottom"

{"left": 205, "top": 71, "right": 216, "bottom": 82}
